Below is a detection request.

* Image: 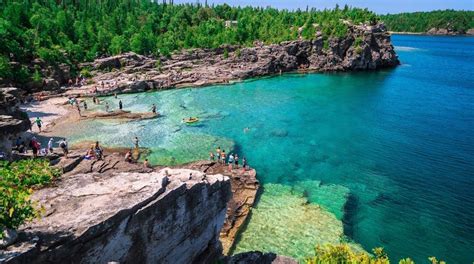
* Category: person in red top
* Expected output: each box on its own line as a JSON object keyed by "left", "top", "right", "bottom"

{"left": 29, "top": 137, "right": 40, "bottom": 158}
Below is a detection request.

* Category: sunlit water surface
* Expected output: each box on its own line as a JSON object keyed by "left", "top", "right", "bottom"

{"left": 62, "top": 35, "right": 474, "bottom": 262}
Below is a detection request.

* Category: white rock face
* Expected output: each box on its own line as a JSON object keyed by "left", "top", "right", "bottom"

{"left": 0, "top": 169, "right": 231, "bottom": 264}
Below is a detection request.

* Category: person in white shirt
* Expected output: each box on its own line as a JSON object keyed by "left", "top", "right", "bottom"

{"left": 48, "top": 138, "right": 54, "bottom": 153}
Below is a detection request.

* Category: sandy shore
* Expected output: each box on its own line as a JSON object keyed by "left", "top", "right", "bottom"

{"left": 22, "top": 97, "right": 72, "bottom": 134}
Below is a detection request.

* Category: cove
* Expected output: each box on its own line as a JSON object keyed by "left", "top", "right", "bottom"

{"left": 62, "top": 35, "right": 474, "bottom": 263}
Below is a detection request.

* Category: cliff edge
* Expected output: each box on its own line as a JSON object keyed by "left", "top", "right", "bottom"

{"left": 0, "top": 169, "right": 231, "bottom": 264}
{"left": 53, "top": 22, "right": 398, "bottom": 97}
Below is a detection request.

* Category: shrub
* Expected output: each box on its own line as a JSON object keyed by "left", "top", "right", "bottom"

{"left": 32, "top": 67, "right": 42, "bottom": 83}
{"left": 0, "top": 159, "right": 61, "bottom": 238}
{"left": 80, "top": 67, "right": 93, "bottom": 78}
{"left": 155, "top": 59, "right": 162, "bottom": 71}
{"left": 235, "top": 48, "right": 242, "bottom": 58}
{"left": 0, "top": 55, "right": 12, "bottom": 80}
{"left": 305, "top": 244, "right": 445, "bottom": 264}
{"left": 306, "top": 244, "right": 389, "bottom": 264}
{"left": 354, "top": 36, "right": 363, "bottom": 47}
{"left": 223, "top": 48, "right": 229, "bottom": 59}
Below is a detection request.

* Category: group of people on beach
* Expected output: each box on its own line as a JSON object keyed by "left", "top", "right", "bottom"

{"left": 13, "top": 136, "right": 69, "bottom": 158}
{"left": 123, "top": 137, "right": 150, "bottom": 168}
{"left": 210, "top": 146, "right": 248, "bottom": 172}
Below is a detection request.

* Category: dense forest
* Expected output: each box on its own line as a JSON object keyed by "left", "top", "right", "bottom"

{"left": 0, "top": 0, "right": 380, "bottom": 85}
{"left": 381, "top": 10, "right": 474, "bottom": 33}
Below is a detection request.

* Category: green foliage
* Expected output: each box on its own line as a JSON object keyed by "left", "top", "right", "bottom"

{"left": 0, "top": 55, "right": 12, "bottom": 80}
{"left": 13, "top": 66, "right": 31, "bottom": 85}
{"left": 399, "top": 258, "right": 415, "bottom": 264}
{"left": 80, "top": 67, "right": 92, "bottom": 78}
{"left": 306, "top": 244, "right": 389, "bottom": 264}
{"left": 354, "top": 37, "right": 363, "bottom": 47}
{"left": 0, "top": 1, "right": 378, "bottom": 69}
{"left": 0, "top": 159, "right": 61, "bottom": 237}
{"left": 155, "top": 59, "right": 162, "bottom": 71}
{"left": 223, "top": 48, "right": 229, "bottom": 59}
{"left": 305, "top": 244, "right": 446, "bottom": 264}
{"left": 428, "top": 257, "right": 446, "bottom": 264}
{"left": 235, "top": 48, "right": 241, "bottom": 58}
{"left": 32, "top": 67, "right": 42, "bottom": 83}
{"left": 381, "top": 10, "right": 474, "bottom": 33}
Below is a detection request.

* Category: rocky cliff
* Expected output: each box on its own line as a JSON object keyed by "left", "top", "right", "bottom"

{"left": 54, "top": 22, "right": 398, "bottom": 97}
{"left": 0, "top": 169, "right": 231, "bottom": 264}
{"left": 426, "top": 27, "right": 474, "bottom": 35}
{"left": 0, "top": 88, "right": 30, "bottom": 159}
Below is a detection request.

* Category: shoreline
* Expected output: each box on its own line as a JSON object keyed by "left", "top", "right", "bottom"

{"left": 390, "top": 31, "right": 474, "bottom": 36}
{"left": 22, "top": 94, "right": 260, "bottom": 254}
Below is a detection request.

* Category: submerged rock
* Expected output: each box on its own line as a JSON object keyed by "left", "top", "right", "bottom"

{"left": 233, "top": 183, "right": 363, "bottom": 260}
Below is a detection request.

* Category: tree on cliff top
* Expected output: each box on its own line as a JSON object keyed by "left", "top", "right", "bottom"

{"left": 0, "top": 1, "right": 379, "bottom": 84}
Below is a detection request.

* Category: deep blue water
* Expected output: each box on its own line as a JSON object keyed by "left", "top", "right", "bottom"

{"left": 68, "top": 35, "right": 474, "bottom": 262}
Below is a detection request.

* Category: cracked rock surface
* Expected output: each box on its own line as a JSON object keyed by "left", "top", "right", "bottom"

{"left": 0, "top": 169, "right": 231, "bottom": 264}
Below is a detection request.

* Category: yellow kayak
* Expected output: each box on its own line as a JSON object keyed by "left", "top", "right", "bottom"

{"left": 183, "top": 117, "right": 199, "bottom": 124}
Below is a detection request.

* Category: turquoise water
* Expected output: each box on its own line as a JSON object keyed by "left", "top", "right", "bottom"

{"left": 65, "top": 35, "right": 474, "bottom": 262}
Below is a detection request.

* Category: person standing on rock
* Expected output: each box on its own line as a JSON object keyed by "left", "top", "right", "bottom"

{"left": 133, "top": 137, "right": 139, "bottom": 149}
{"left": 221, "top": 150, "right": 226, "bottom": 165}
{"left": 234, "top": 154, "right": 239, "bottom": 169}
{"left": 35, "top": 117, "right": 43, "bottom": 133}
{"left": 48, "top": 138, "right": 54, "bottom": 154}
{"left": 119, "top": 100, "right": 123, "bottom": 110}
{"left": 216, "top": 146, "right": 221, "bottom": 163}
{"left": 29, "top": 137, "right": 40, "bottom": 158}
{"left": 228, "top": 153, "right": 234, "bottom": 171}
{"left": 242, "top": 157, "right": 248, "bottom": 172}
{"left": 151, "top": 104, "right": 157, "bottom": 114}
{"left": 59, "top": 139, "right": 68, "bottom": 158}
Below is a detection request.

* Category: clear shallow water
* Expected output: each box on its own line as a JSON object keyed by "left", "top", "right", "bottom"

{"left": 64, "top": 35, "right": 474, "bottom": 262}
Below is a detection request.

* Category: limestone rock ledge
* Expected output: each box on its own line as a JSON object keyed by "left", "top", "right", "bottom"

{"left": 223, "top": 251, "right": 298, "bottom": 264}
{"left": 0, "top": 169, "right": 231, "bottom": 264}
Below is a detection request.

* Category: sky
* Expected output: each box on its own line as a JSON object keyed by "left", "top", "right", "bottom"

{"left": 173, "top": 0, "right": 474, "bottom": 14}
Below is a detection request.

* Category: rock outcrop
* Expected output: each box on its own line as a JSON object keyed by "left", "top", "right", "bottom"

{"left": 223, "top": 251, "right": 298, "bottom": 264}
{"left": 183, "top": 161, "right": 260, "bottom": 255}
{"left": 0, "top": 169, "right": 231, "bottom": 264}
{"left": 427, "top": 27, "right": 472, "bottom": 35}
{"left": 58, "top": 22, "right": 398, "bottom": 97}
{"left": 0, "top": 88, "right": 30, "bottom": 159}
